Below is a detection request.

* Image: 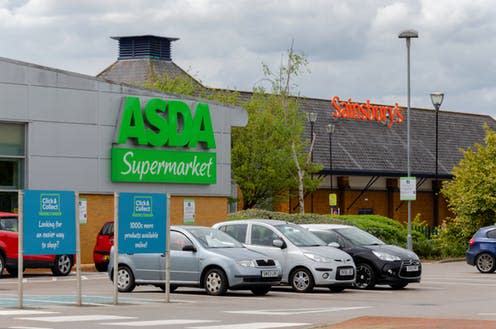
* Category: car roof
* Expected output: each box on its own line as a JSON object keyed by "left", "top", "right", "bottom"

{"left": 214, "top": 219, "right": 288, "bottom": 226}
{"left": 300, "top": 223, "right": 353, "bottom": 230}
{"left": 0, "top": 211, "right": 18, "bottom": 217}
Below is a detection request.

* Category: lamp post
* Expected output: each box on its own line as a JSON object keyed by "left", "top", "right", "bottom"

{"left": 307, "top": 112, "right": 317, "bottom": 213}
{"left": 399, "top": 29, "right": 418, "bottom": 251}
{"left": 326, "top": 123, "right": 335, "bottom": 213}
{"left": 430, "top": 92, "right": 444, "bottom": 226}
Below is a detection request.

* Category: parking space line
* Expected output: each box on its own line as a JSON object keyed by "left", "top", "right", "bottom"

{"left": 16, "top": 315, "right": 136, "bottom": 322}
{"left": 188, "top": 322, "right": 311, "bottom": 329}
{"left": 0, "top": 310, "right": 58, "bottom": 316}
{"left": 225, "top": 306, "right": 370, "bottom": 315}
{"left": 102, "top": 319, "right": 219, "bottom": 326}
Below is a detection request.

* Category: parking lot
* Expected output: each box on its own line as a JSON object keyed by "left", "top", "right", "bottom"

{"left": 0, "top": 261, "right": 495, "bottom": 329}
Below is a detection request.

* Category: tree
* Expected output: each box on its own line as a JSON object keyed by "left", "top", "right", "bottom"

{"left": 259, "top": 42, "right": 322, "bottom": 213}
{"left": 439, "top": 125, "right": 496, "bottom": 255}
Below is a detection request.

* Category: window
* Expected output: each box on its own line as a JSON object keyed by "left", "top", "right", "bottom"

{"left": 487, "top": 229, "right": 496, "bottom": 239}
{"left": 251, "top": 224, "right": 278, "bottom": 246}
{"left": 220, "top": 224, "right": 247, "bottom": 243}
{"left": 170, "top": 231, "right": 194, "bottom": 251}
{"left": 0, "top": 123, "right": 25, "bottom": 212}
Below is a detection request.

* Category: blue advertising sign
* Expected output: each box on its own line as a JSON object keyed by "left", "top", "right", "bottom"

{"left": 23, "top": 190, "right": 76, "bottom": 255}
{"left": 118, "top": 193, "right": 167, "bottom": 254}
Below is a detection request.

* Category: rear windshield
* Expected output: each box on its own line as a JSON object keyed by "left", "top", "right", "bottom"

{"left": 0, "top": 217, "right": 18, "bottom": 232}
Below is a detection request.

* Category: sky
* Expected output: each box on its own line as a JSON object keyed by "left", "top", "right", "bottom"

{"left": 1, "top": 0, "right": 495, "bottom": 118}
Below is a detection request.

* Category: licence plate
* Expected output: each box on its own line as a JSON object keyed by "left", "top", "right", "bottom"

{"left": 406, "top": 265, "right": 419, "bottom": 272}
{"left": 339, "top": 268, "right": 354, "bottom": 276}
{"left": 261, "top": 270, "right": 279, "bottom": 278}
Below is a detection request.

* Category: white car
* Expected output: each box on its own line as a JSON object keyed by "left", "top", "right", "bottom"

{"left": 213, "top": 219, "right": 355, "bottom": 293}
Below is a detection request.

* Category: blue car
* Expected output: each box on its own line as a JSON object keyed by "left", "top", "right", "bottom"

{"left": 466, "top": 225, "right": 496, "bottom": 273}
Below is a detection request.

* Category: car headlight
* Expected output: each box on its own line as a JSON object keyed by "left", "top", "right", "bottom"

{"left": 303, "top": 253, "right": 333, "bottom": 263}
{"left": 237, "top": 260, "right": 257, "bottom": 267}
{"left": 372, "top": 250, "right": 401, "bottom": 261}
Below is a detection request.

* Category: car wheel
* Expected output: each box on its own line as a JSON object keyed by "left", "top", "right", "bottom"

{"left": 355, "top": 263, "right": 376, "bottom": 289}
{"left": 5, "top": 267, "right": 19, "bottom": 277}
{"left": 390, "top": 282, "right": 408, "bottom": 289}
{"left": 290, "top": 268, "right": 314, "bottom": 293}
{"left": 94, "top": 262, "right": 108, "bottom": 272}
{"left": 51, "top": 255, "right": 73, "bottom": 276}
{"left": 329, "top": 286, "right": 346, "bottom": 293}
{"left": 475, "top": 253, "right": 496, "bottom": 273}
{"left": 250, "top": 286, "right": 271, "bottom": 296}
{"left": 116, "top": 266, "right": 136, "bottom": 292}
{"left": 203, "top": 268, "right": 228, "bottom": 296}
{"left": 0, "top": 254, "right": 4, "bottom": 278}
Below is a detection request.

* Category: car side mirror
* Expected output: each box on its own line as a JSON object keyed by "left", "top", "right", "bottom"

{"left": 329, "top": 242, "right": 341, "bottom": 248}
{"left": 272, "top": 239, "right": 285, "bottom": 249}
{"left": 182, "top": 245, "right": 197, "bottom": 252}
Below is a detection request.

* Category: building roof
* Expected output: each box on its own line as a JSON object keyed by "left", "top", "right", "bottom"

{"left": 98, "top": 36, "right": 496, "bottom": 180}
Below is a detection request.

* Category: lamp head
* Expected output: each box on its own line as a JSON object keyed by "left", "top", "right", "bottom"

{"left": 398, "top": 30, "right": 419, "bottom": 39}
{"left": 307, "top": 112, "right": 318, "bottom": 123}
{"left": 430, "top": 92, "right": 444, "bottom": 108}
{"left": 326, "top": 123, "right": 335, "bottom": 135}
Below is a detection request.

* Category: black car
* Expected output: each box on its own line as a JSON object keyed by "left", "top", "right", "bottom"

{"left": 302, "top": 224, "right": 421, "bottom": 289}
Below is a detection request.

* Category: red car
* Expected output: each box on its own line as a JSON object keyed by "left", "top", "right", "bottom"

{"left": 93, "top": 221, "right": 114, "bottom": 272}
{"left": 0, "top": 211, "right": 74, "bottom": 278}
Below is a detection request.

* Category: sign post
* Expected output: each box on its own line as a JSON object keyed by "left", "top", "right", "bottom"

{"left": 115, "top": 192, "right": 168, "bottom": 303}
{"left": 21, "top": 189, "right": 76, "bottom": 308}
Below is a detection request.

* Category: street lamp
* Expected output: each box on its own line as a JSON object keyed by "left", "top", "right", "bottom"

{"left": 430, "top": 92, "right": 444, "bottom": 226}
{"left": 399, "top": 29, "right": 418, "bottom": 251}
{"left": 326, "top": 123, "right": 336, "bottom": 213}
{"left": 307, "top": 112, "right": 317, "bottom": 213}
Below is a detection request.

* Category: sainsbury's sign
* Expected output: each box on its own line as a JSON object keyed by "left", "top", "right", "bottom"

{"left": 331, "top": 96, "right": 404, "bottom": 128}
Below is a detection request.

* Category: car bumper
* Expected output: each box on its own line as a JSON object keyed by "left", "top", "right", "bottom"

{"left": 376, "top": 259, "right": 422, "bottom": 284}
{"left": 312, "top": 265, "right": 356, "bottom": 287}
{"left": 230, "top": 267, "right": 282, "bottom": 288}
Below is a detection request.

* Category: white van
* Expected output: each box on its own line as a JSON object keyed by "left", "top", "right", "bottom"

{"left": 213, "top": 219, "right": 356, "bottom": 293}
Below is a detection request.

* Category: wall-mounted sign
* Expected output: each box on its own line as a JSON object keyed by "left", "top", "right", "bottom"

{"left": 330, "top": 96, "right": 404, "bottom": 128}
{"left": 183, "top": 199, "right": 195, "bottom": 224}
{"left": 111, "top": 96, "right": 216, "bottom": 184}
{"left": 118, "top": 192, "right": 167, "bottom": 253}
{"left": 23, "top": 190, "right": 76, "bottom": 255}
{"left": 400, "top": 177, "right": 416, "bottom": 201}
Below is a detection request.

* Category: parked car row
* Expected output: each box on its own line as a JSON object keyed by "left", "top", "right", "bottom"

{"left": 103, "top": 218, "right": 423, "bottom": 295}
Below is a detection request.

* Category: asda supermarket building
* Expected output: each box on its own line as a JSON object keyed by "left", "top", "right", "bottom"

{"left": 0, "top": 51, "right": 247, "bottom": 263}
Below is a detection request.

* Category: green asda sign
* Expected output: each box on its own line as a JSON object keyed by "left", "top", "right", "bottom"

{"left": 111, "top": 96, "right": 216, "bottom": 184}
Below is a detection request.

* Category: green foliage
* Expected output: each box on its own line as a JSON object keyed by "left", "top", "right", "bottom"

{"left": 440, "top": 125, "right": 496, "bottom": 256}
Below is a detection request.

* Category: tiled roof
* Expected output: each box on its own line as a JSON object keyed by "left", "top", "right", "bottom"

{"left": 97, "top": 59, "right": 203, "bottom": 89}
{"left": 98, "top": 60, "right": 496, "bottom": 178}
{"left": 298, "top": 97, "right": 496, "bottom": 178}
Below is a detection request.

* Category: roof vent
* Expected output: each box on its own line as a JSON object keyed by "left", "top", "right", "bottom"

{"left": 111, "top": 35, "right": 179, "bottom": 61}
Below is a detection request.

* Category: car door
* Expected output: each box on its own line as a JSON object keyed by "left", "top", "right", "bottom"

{"left": 164, "top": 230, "right": 200, "bottom": 284}
{"left": 247, "top": 224, "right": 289, "bottom": 275}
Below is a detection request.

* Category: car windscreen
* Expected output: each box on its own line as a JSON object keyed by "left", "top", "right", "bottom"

{"left": 0, "top": 217, "right": 18, "bottom": 232}
{"left": 188, "top": 227, "right": 243, "bottom": 248}
{"left": 335, "top": 227, "right": 385, "bottom": 246}
{"left": 275, "top": 223, "right": 327, "bottom": 247}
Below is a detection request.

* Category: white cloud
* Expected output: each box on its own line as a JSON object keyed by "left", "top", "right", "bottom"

{"left": 0, "top": 0, "right": 493, "bottom": 118}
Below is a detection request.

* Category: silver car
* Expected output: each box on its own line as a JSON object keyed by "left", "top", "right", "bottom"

{"left": 213, "top": 219, "right": 356, "bottom": 293}
{"left": 108, "top": 226, "right": 282, "bottom": 296}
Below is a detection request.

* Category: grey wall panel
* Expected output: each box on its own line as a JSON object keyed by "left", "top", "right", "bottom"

{"left": 0, "top": 58, "right": 247, "bottom": 197}
{"left": 29, "top": 122, "right": 99, "bottom": 158}
{"left": 0, "top": 59, "right": 27, "bottom": 84}
{"left": 0, "top": 84, "right": 28, "bottom": 120}
{"left": 28, "top": 156, "right": 99, "bottom": 191}
{"left": 29, "top": 87, "right": 98, "bottom": 124}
